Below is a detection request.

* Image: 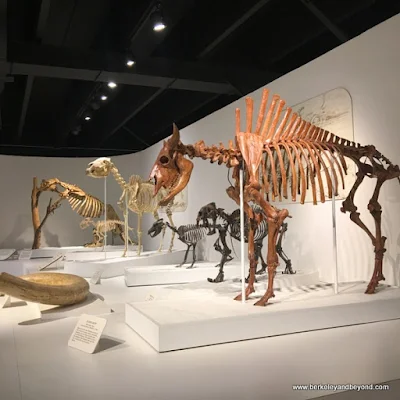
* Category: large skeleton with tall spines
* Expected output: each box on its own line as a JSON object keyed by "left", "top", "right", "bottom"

{"left": 149, "top": 87, "right": 400, "bottom": 307}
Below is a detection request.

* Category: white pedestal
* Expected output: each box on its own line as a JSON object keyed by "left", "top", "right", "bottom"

{"left": 125, "top": 282, "right": 400, "bottom": 352}
{"left": 124, "top": 264, "right": 319, "bottom": 287}
{"left": 63, "top": 249, "right": 188, "bottom": 279}
{"left": 31, "top": 245, "right": 139, "bottom": 258}
{"left": 64, "top": 247, "right": 142, "bottom": 261}
{"left": 0, "top": 259, "right": 49, "bottom": 275}
{"left": 124, "top": 261, "right": 238, "bottom": 286}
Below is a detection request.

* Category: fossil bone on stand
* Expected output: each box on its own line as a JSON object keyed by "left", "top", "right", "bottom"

{"left": 85, "top": 158, "right": 177, "bottom": 256}
{"left": 149, "top": 87, "right": 400, "bottom": 307}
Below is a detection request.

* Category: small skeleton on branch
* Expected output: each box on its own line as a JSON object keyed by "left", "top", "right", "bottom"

{"left": 31, "top": 177, "right": 135, "bottom": 252}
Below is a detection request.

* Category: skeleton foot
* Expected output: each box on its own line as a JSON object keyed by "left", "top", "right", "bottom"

{"left": 186, "top": 265, "right": 195, "bottom": 269}
{"left": 84, "top": 242, "right": 101, "bottom": 248}
{"left": 254, "top": 290, "right": 275, "bottom": 306}
{"left": 282, "top": 264, "right": 296, "bottom": 275}
{"left": 234, "top": 284, "right": 255, "bottom": 301}
{"left": 365, "top": 279, "right": 379, "bottom": 294}
{"left": 207, "top": 271, "right": 224, "bottom": 283}
{"left": 365, "top": 275, "right": 385, "bottom": 294}
{"left": 175, "top": 264, "right": 184, "bottom": 268}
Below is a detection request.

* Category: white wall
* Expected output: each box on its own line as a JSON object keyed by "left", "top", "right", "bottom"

{"left": 1, "top": 14, "right": 399, "bottom": 287}
{"left": 0, "top": 151, "right": 148, "bottom": 249}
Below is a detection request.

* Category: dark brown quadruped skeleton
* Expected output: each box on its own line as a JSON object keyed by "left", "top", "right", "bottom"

{"left": 149, "top": 88, "right": 400, "bottom": 306}
{"left": 196, "top": 202, "right": 294, "bottom": 283}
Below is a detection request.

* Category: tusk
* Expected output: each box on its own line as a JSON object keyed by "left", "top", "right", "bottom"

{"left": 0, "top": 272, "right": 89, "bottom": 306}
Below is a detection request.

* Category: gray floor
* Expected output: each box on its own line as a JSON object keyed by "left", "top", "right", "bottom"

{"left": 317, "top": 379, "right": 400, "bottom": 399}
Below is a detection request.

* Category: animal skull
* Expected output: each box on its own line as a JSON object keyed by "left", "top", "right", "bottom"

{"left": 86, "top": 157, "right": 113, "bottom": 178}
{"left": 149, "top": 124, "right": 194, "bottom": 206}
{"left": 148, "top": 218, "right": 165, "bottom": 238}
{"left": 79, "top": 217, "right": 93, "bottom": 229}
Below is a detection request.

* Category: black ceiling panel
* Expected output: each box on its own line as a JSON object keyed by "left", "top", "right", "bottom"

{"left": 0, "top": 0, "right": 398, "bottom": 157}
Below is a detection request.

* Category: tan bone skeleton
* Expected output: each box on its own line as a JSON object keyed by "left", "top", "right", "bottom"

{"left": 31, "top": 177, "right": 135, "bottom": 251}
{"left": 86, "top": 157, "right": 176, "bottom": 256}
{"left": 80, "top": 217, "right": 135, "bottom": 248}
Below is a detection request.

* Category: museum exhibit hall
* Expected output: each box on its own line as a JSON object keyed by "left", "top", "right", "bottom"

{"left": 1, "top": 1, "right": 400, "bottom": 399}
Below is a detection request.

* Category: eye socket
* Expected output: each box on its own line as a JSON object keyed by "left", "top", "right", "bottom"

{"left": 159, "top": 156, "right": 169, "bottom": 165}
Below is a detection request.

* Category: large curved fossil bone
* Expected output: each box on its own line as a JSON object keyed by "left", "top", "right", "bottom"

{"left": 0, "top": 272, "right": 89, "bottom": 306}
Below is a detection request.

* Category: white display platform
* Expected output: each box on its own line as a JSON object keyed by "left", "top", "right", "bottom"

{"left": 0, "top": 258, "right": 52, "bottom": 275}
{"left": 31, "top": 245, "right": 139, "bottom": 258}
{"left": 124, "top": 263, "right": 319, "bottom": 287}
{"left": 64, "top": 247, "right": 142, "bottom": 261}
{"left": 124, "top": 261, "right": 238, "bottom": 286}
{"left": 125, "top": 282, "right": 400, "bottom": 352}
{"left": 64, "top": 249, "right": 188, "bottom": 279}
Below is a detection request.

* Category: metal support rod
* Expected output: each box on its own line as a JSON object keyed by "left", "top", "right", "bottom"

{"left": 104, "top": 176, "right": 107, "bottom": 258}
{"left": 124, "top": 189, "right": 129, "bottom": 256}
{"left": 239, "top": 162, "right": 246, "bottom": 304}
{"left": 330, "top": 158, "right": 339, "bottom": 294}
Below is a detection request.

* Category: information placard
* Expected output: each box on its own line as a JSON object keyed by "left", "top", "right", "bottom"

{"left": 0, "top": 295, "right": 11, "bottom": 308}
{"left": 90, "top": 267, "right": 105, "bottom": 285}
{"left": 0, "top": 249, "right": 16, "bottom": 261}
{"left": 68, "top": 314, "right": 107, "bottom": 354}
{"left": 18, "top": 249, "right": 33, "bottom": 260}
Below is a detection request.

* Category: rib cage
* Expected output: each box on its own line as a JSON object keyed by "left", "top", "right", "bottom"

{"left": 237, "top": 88, "right": 360, "bottom": 205}
{"left": 229, "top": 205, "right": 267, "bottom": 243}
{"left": 123, "top": 175, "right": 160, "bottom": 214}
{"left": 67, "top": 192, "right": 104, "bottom": 218}
{"left": 177, "top": 225, "right": 208, "bottom": 245}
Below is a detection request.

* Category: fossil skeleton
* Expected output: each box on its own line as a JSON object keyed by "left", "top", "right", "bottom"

{"left": 31, "top": 177, "right": 134, "bottom": 251}
{"left": 0, "top": 272, "right": 89, "bottom": 306}
{"left": 149, "top": 88, "right": 400, "bottom": 306}
{"left": 31, "top": 177, "right": 105, "bottom": 249}
{"left": 196, "top": 202, "right": 294, "bottom": 283}
{"left": 148, "top": 219, "right": 207, "bottom": 269}
{"left": 86, "top": 158, "right": 177, "bottom": 256}
{"left": 80, "top": 217, "right": 134, "bottom": 248}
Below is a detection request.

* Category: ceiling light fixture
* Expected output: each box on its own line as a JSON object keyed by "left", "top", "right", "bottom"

{"left": 100, "top": 94, "right": 108, "bottom": 101}
{"left": 84, "top": 115, "right": 91, "bottom": 121}
{"left": 125, "top": 52, "right": 136, "bottom": 68}
{"left": 151, "top": 2, "right": 166, "bottom": 32}
{"left": 108, "top": 81, "right": 117, "bottom": 89}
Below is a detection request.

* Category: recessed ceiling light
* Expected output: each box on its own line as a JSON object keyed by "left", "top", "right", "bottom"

{"left": 126, "top": 59, "right": 135, "bottom": 67}
{"left": 151, "top": 3, "right": 166, "bottom": 32}
{"left": 153, "top": 22, "right": 166, "bottom": 32}
{"left": 100, "top": 95, "right": 108, "bottom": 101}
{"left": 84, "top": 116, "right": 91, "bottom": 121}
{"left": 108, "top": 81, "right": 117, "bottom": 89}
